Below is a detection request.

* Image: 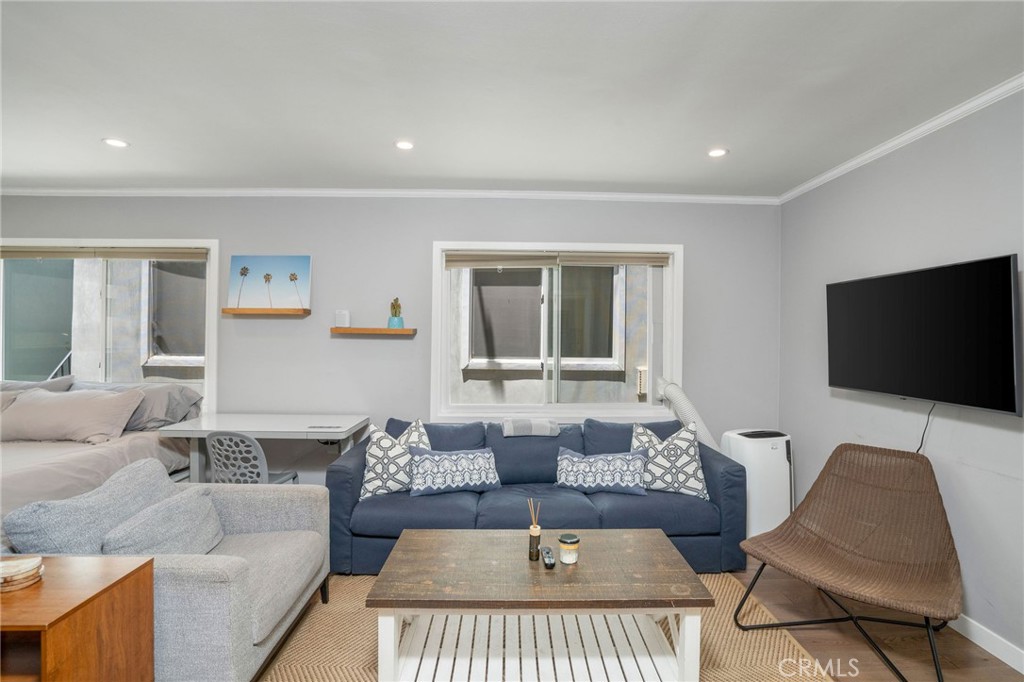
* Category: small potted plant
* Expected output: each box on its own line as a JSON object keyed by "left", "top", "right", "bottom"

{"left": 388, "top": 297, "right": 404, "bottom": 329}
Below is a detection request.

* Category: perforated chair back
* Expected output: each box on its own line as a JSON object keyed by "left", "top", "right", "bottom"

{"left": 206, "top": 431, "right": 297, "bottom": 485}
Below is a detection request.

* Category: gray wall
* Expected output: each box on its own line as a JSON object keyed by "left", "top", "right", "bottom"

{"left": 1, "top": 196, "right": 782, "bottom": 474}
{"left": 780, "top": 93, "right": 1024, "bottom": 650}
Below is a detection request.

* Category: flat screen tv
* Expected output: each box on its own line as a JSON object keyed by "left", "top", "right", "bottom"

{"left": 826, "top": 254, "right": 1022, "bottom": 416}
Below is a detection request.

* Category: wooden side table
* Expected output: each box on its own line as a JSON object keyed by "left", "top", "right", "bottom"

{"left": 0, "top": 556, "right": 154, "bottom": 682}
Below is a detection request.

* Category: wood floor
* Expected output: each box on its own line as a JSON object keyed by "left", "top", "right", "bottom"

{"left": 732, "top": 557, "right": 1022, "bottom": 682}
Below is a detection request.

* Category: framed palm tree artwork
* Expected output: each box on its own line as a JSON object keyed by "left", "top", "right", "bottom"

{"left": 224, "top": 255, "right": 312, "bottom": 316}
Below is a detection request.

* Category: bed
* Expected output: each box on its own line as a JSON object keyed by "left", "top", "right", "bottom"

{"left": 0, "top": 377, "right": 201, "bottom": 537}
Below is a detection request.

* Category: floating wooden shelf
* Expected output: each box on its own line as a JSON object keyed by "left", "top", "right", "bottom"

{"left": 222, "top": 308, "right": 311, "bottom": 316}
{"left": 330, "top": 327, "right": 417, "bottom": 336}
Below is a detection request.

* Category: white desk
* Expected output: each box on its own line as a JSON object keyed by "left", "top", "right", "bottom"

{"left": 159, "top": 413, "right": 369, "bottom": 482}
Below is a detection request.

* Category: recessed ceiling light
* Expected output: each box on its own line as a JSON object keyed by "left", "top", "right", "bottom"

{"left": 395, "top": 140, "right": 414, "bottom": 151}
{"left": 707, "top": 147, "right": 729, "bottom": 158}
{"left": 102, "top": 138, "right": 130, "bottom": 148}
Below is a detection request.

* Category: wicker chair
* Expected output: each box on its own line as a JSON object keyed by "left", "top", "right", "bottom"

{"left": 734, "top": 443, "right": 962, "bottom": 682}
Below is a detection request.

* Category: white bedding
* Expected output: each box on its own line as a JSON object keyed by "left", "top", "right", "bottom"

{"left": 0, "top": 432, "right": 189, "bottom": 520}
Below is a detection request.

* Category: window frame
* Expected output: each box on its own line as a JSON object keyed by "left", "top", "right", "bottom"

{"left": 0, "top": 237, "right": 220, "bottom": 412}
{"left": 143, "top": 258, "right": 208, "bottom": 370}
{"left": 431, "top": 241, "right": 683, "bottom": 422}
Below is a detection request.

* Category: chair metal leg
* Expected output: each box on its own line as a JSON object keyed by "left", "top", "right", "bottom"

{"left": 735, "top": 562, "right": 948, "bottom": 682}
{"left": 820, "top": 592, "right": 907, "bottom": 682}
{"left": 734, "top": 563, "right": 851, "bottom": 631}
{"left": 925, "top": 617, "right": 945, "bottom": 682}
{"left": 320, "top": 577, "right": 330, "bottom": 604}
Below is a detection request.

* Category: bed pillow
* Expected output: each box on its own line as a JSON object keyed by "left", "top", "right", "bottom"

{"left": 631, "top": 422, "right": 709, "bottom": 499}
{"left": 0, "top": 387, "right": 144, "bottom": 444}
{"left": 0, "top": 391, "right": 20, "bottom": 411}
{"left": 3, "top": 458, "right": 177, "bottom": 554}
{"left": 70, "top": 381, "right": 203, "bottom": 430}
{"left": 102, "top": 487, "right": 223, "bottom": 555}
{"left": 359, "top": 420, "right": 431, "bottom": 499}
{"left": 408, "top": 447, "right": 501, "bottom": 496}
{"left": 0, "top": 375, "right": 75, "bottom": 393}
{"left": 556, "top": 447, "right": 648, "bottom": 495}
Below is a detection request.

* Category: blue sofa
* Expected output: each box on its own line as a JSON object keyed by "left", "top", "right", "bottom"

{"left": 326, "top": 418, "right": 747, "bottom": 574}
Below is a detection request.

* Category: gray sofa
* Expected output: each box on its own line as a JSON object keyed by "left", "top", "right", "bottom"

{"left": 327, "top": 417, "right": 747, "bottom": 575}
{"left": 3, "top": 460, "right": 328, "bottom": 682}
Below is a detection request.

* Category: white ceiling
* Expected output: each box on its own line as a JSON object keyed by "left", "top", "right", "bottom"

{"left": 2, "top": 2, "right": 1022, "bottom": 197}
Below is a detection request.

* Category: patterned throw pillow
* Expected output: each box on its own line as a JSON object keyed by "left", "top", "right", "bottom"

{"left": 556, "top": 447, "right": 648, "bottom": 495}
{"left": 631, "top": 423, "right": 708, "bottom": 499}
{"left": 408, "top": 447, "right": 501, "bottom": 496}
{"left": 359, "top": 420, "right": 431, "bottom": 499}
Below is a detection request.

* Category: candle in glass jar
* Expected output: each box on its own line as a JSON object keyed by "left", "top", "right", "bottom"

{"left": 558, "top": 533, "right": 580, "bottom": 564}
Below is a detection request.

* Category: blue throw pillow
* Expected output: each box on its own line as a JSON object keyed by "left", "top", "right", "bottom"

{"left": 582, "top": 418, "right": 682, "bottom": 455}
{"left": 485, "top": 422, "right": 583, "bottom": 484}
{"left": 408, "top": 447, "right": 502, "bottom": 496}
{"left": 555, "top": 447, "right": 648, "bottom": 495}
{"left": 386, "top": 418, "right": 487, "bottom": 451}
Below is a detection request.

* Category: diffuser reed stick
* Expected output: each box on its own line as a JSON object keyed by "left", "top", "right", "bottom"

{"left": 528, "top": 498, "right": 541, "bottom": 527}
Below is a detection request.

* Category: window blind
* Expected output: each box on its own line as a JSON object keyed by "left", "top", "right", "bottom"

{"left": 0, "top": 246, "right": 208, "bottom": 260}
{"left": 444, "top": 250, "right": 671, "bottom": 269}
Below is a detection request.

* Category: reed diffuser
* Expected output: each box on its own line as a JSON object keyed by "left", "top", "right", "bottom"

{"left": 528, "top": 497, "right": 542, "bottom": 561}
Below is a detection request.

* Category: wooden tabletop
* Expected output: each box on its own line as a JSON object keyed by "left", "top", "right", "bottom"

{"left": 0, "top": 555, "right": 153, "bottom": 630}
{"left": 366, "top": 529, "right": 714, "bottom": 610}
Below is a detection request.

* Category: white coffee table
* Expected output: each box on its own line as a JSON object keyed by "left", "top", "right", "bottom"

{"left": 159, "top": 413, "right": 369, "bottom": 482}
{"left": 366, "top": 529, "right": 713, "bottom": 682}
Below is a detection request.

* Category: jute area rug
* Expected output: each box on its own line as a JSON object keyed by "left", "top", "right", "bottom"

{"left": 260, "top": 572, "right": 833, "bottom": 682}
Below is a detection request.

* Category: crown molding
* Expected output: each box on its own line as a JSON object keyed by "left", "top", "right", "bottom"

{"left": 779, "top": 72, "right": 1024, "bottom": 204}
{"left": 1, "top": 186, "right": 781, "bottom": 205}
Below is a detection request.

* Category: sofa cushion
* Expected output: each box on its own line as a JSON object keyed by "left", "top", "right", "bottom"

{"left": 475, "top": 483, "right": 600, "bottom": 529}
{"left": 485, "top": 423, "right": 584, "bottom": 484}
{"left": 3, "top": 458, "right": 177, "bottom": 554}
{"left": 632, "top": 423, "right": 709, "bottom": 500}
{"left": 209, "top": 530, "right": 323, "bottom": 644}
{"left": 351, "top": 491, "right": 479, "bottom": 538}
{"left": 102, "top": 487, "right": 224, "bottom": 555}
{"left": 556, "top": 448, "right": 647, "bottom": 495}
{"left": 583, "top": 418, "right": 682, "bottom": 455}
{"left": 360, "top": 421, "right": 431, "bottom": 499}
{"left": 589, "top": 490, "right": 721, "bottom": 536}
{"left": 409, "top": 447, "right": 501, "bottom": 496}
{"left": 386, "top": 418, "right": 486, "bottom": 452}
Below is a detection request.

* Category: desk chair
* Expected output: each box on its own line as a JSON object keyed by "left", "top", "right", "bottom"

{"left": 206, "top": 431, "right": 299, "bottom": 484}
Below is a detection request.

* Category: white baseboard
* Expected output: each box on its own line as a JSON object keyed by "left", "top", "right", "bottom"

{"left": 950, "top": 614, "right": 1024, "bottom": 673}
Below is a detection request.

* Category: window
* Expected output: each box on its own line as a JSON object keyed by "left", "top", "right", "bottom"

{"left": 0, "top": 240, "right": 219, "bottom": 409}
{"left": 432, "top": 242, "right": 683, "bottom": 421}
{"left": 145, "top": 260, "right": 207, "bottom": 380}
{"left": 463, "top": 265, "right": 625, "bottom": 378}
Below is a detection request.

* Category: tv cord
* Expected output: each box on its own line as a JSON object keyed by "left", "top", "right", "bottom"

{"left": 915, "top": 402, "right": 937, "bottom": 454}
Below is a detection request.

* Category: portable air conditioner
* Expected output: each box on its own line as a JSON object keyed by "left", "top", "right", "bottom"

{"left": 721, "top": 429, "right": 794, "bottom": 538}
